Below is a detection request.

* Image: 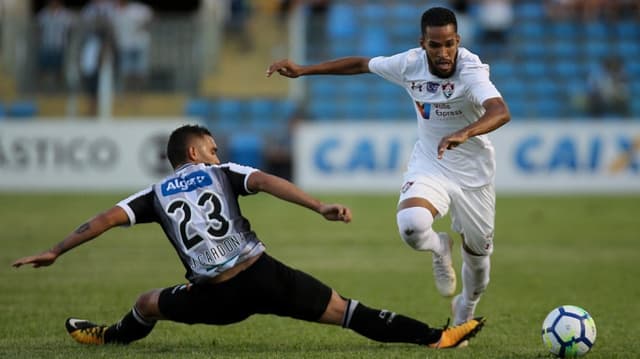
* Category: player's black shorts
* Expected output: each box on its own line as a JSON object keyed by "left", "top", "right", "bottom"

{"left": 158, "top": 253, "right": 332, "bottom": 325}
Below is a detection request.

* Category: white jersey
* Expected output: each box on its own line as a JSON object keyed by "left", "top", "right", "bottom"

{"left": 117, "top": 162, "right": 266, "bottom": 284}
{"left": 369, "top": 47, "right": 502, "bottom": 188}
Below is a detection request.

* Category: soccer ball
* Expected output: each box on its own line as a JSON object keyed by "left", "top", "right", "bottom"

{"left": 541, "top": 305, "right": 597, "bottom": 358}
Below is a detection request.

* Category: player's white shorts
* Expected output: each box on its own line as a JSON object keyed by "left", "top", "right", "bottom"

{"left": 398, "top": 173, "right": 495, "bottom": 256}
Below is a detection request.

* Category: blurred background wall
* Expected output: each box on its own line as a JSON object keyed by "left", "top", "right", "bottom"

{"left": 0, "top": 0, "right": 638, "bottom": 192}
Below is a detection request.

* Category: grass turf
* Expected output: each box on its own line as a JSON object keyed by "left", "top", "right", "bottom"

{"left": 1, "top": 193, "right": 639, "bottom": 358}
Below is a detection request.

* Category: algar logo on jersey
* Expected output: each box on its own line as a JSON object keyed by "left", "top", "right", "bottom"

{"left": 161, "top": 170, "right": 213, "bottom": 196}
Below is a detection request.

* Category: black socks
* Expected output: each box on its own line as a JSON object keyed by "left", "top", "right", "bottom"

{"left": 104, "top": 307, "right": 156, "bottom": 344}
{"left": 342, "top": 299, "right": 442, "bottom": 345}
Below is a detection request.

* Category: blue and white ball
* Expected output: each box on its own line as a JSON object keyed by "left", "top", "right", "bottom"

{"left": 541, "top": 305, "right": 597, "bottom": 358}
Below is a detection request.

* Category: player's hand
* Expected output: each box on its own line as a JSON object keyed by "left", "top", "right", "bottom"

{"left": 318, "top": 204, "right": 352, "bottom": 223}
{"left": 266, "top": 59, "right": 303, "bottom": 78}
{"left": 11, "top": 250, "right": 58, "bottom": 268}
{"left": 437, "top": 130, "right": 469, "bottom": 159}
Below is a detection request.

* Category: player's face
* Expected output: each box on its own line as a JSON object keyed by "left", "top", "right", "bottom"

{"left": 421, "top": 24, "right": 459, "bottom": 78}
{"left": 191, "top": 135, "right": 220, "bottom": 165}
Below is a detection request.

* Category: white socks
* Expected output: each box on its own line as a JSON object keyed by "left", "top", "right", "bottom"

{"left": 461, "top": 247, "right": 490, "bottom": 304}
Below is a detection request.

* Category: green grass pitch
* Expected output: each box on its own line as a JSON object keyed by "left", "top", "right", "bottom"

{"left": 1, "top": 193, "right": 639, "bottom": 358}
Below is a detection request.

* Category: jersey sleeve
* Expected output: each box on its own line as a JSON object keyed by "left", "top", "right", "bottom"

{"left": 368, "top": 51, "right": 408, "bottom": 86}
{"left": 461, "top": 64, "right": 502, "bottom": 106}
{"left": 116, "top": 187, "right": 159, "bottom": 226}
{"left": 219, "top": 162, "right": 259, "bottom": 196}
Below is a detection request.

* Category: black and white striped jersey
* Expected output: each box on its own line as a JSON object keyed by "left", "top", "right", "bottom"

{"left": 117, "top": 162, "right": 266, "bottom": 283}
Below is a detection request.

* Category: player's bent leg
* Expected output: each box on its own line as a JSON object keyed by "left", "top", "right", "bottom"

{"left": 454, "top": 243, "right": 491, "bottom": 325}
{"left": 65, "top": 289, "right": 162, "bottom": 345}
{"left": 396, "top": 200, "right": 456, "bottom": 297}
{"left": 317, "top": 290, "right": 347, "bottom": 324}
{"left": 396, "top": 206, "right": 440, "bottom": 251}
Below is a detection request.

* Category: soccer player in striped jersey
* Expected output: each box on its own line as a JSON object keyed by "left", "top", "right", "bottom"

{"left": 267, "top": 7, "right": 510, "bottom": 326}
{"left": 12, "top": 124, "right": 484, "bottom": 349}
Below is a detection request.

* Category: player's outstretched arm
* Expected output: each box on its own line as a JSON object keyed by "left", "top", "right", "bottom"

{"left": 247, "top": 170, "right": 352, "bottom": 223}
{"left": 266, "top": 57, "right": 371, "bottom": 78}
{"left": 11, "top": 206, "right": 130, "bottom": 268}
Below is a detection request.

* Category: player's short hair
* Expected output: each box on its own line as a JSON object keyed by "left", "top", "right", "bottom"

{"left": 420, "top": 7, "right": 458, "bottom": 35}
{"left": 167, "top": 124, "right": 213, "bottom": 168}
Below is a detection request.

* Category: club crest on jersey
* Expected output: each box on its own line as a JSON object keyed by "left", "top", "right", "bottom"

{"left": 442, "top": 82, "right": 455, "bottom": 98}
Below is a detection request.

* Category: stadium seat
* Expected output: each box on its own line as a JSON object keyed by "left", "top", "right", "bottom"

{"left": 308, "top": 101, "right": 338, "bottom": 121}
{"left": 584, "top": 41, "right": 608, "bottom": 59}
{"left": 340, "top": 100, "right": 370, "bottom": 120}
{"left": 361, "top": 3, "right": 386, "bottom": 22}
{"left": 329, "top": 39, "right": 354, "bottom": 58}
{"left": 554, "top": 59, "right": 582, "bottom": 79}
{"left": 207, "top": 116, "right": 243, "bottom": 134}
{"left": 514, "top": 3, "right": 545, "bottom": 20}
{"left": 358, "top": 28, "right": 392, "bottom": 57}
{"left": 517, "top": 42, "right": 545, "bottom": 58}
{"left": 343, "top": 81, "right": 370, "bottom": 98}
{"left": 534, "top": 98, "right": 563, "bottom": 118}
{"left": 490, "top": 61, "right": 515, "bottom": 79}
{"left": 327, "top": 4, "right": 357, "bottom": 39}
{"left": 626, "top": 60, "right": 640, "bottom": 77}
{"left": 584, "top": 21, "right": 609, "bottom": 40}
{"left": 505, "top": 98, "right": 527, "bottom": 118}
{"left": 184, "top": 98, "right": 213, "bottom": 119}
{"left": 375, "top": 82, "right": 403, "bottom": 99}
{"left": 550, "top": 40, "right": 579, "bottom": 59}
{"left": 309, "top": 79, "right": 336, "bottom": 103}
{"left": 632, "top": 97, "right": 640, "bottom": 117}
{"left": 276, "top": 100, "right": 297, "bottom": 120}
{"left": 522, "top": 61, "right": 546, "bottom": 78}
{"left": 517, "top": 22, "right": 546, "bottom": 40}
{"left": 530, "top": 79, "right": 561, "bottom": 98}
{"left": 497, "top": 79, "right": 527, "bottom": 102}
{"left": 215, "top": 99, "right": 243, "bottom": 119}
{"left": 614, "top": 20, "right": 639, "bottom": 38}
{"left": 7, "top": 100, "right": 37, "bottom": 118}
{"left": 550, "top": 22, "right": 579, "bottom": 40}
{"left": 228, "top": 133, "right": 264, "bottom": 168}
{"left": 248, "top": 99, "right": 275, "bottom": 121}
{"left": 392, "top": 4, "right": 416, "bottom": 21}
{"left": 615, "top": 40, "right": 640, "bottom": 58}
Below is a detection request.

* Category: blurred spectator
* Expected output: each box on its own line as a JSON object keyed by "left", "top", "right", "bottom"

{"left": 477, "top": 0, "right": 513, "bottom": 45}
{"left": 278, "top": 0, "right": 330, "bottom": 59}
{"left": 545, "top": 0, "right": 638, "bottom": 21}
{"left": 114, "top": 0, "right": 153, "bottom": 93}
{"left": 450, "top": 0, "right": 475, "bottom": 49}
{"left": 586, "top": 56, "right": 630, "bottom": 117}
{"left": 225, "top": 0, "right": 253, "bottom": 52}
{"left": 36, "top": 0, "right": 74, "bottom": 92}
{"left": 80, "top": 0, "right": 117, "bottom": 116}
{"left": 264, "top": 106, "right": 306, "bottom": 181}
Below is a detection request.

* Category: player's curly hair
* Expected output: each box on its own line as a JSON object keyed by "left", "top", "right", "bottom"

{"left": 167, "top": 124, "right": 213, "bottom": 168}
{"left": 420, "top": 7, "right": 458, "bottom": 35}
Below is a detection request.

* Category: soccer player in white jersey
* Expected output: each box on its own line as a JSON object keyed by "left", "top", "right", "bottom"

{"left": 13, "top": 124, "right": 485, "bottom": 349}
{"left": 267, "top": 7, "right": 510, "bottom": 326}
